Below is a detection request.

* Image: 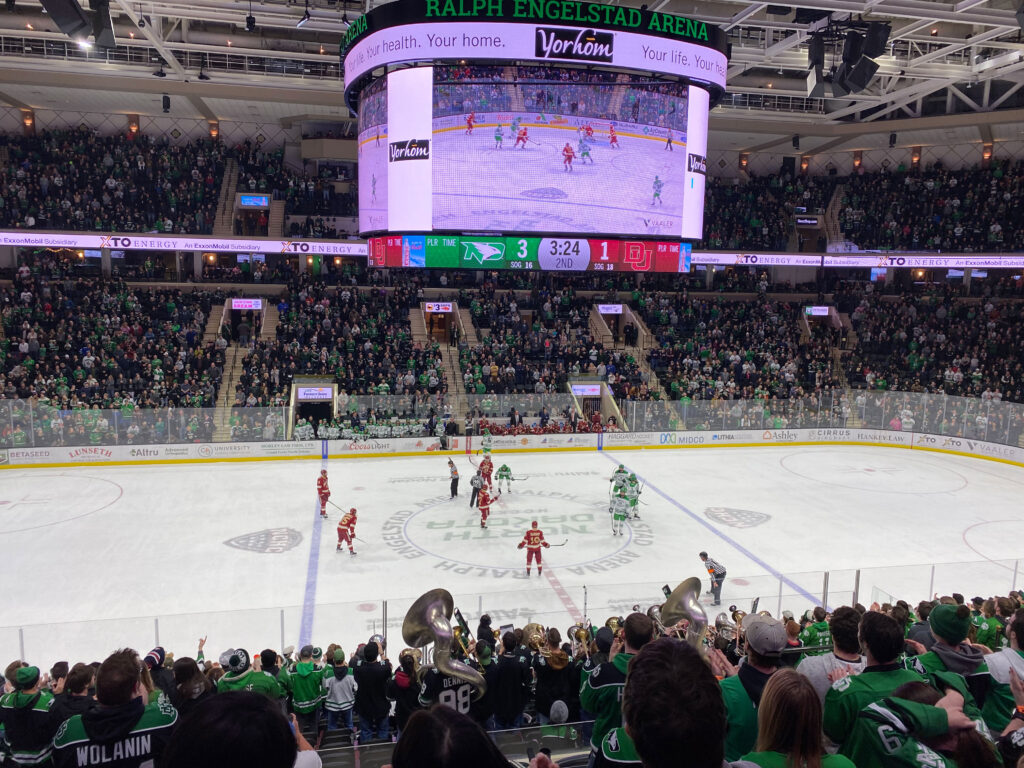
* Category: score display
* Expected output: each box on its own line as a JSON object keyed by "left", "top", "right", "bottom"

{"left": 369, "top": 235, "right": 691, "bottom": 273}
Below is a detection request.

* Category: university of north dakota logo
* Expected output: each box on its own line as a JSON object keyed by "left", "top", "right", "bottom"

{"left": 705, "top": 507, "right": 770, "bottom": 529}
{"left": 461, "top": 241, "right": 506, "bottom": 265}
{"left": 224, "top": 528, "right": 302, "bottom": 554}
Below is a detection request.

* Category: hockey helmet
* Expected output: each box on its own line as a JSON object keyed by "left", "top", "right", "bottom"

{"left": 350, "top": 507, "right": 357, "bottom": 514}
{"left": 629, "top": 473, "right": 637, "bottom": 481}
{"left": 531, "top": 521, "right": 538, "bottom": 528}
{"left": 320, "top": 469, "right": 327, "bottom": 476}
{"left": 618, "top": 464, "right": 624, "bottom": 470}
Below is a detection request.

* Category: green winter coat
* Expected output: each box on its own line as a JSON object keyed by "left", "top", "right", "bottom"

{"left": 798, "top": 621, "right": 832, "bottom": 655}
{"left": 281, "top": 661, "right": 327, "bottom": 713}
{"left": 216, "top": 668, "right": 284, "bottom": 699}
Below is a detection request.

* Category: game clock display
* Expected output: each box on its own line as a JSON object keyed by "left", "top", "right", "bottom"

{"left": 368, "top": 235, "right": 691, "bottom": 273}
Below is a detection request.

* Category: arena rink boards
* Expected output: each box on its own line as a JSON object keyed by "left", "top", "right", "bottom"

{"left": 1, "top": 444, "right": 1022, "bottom": 664}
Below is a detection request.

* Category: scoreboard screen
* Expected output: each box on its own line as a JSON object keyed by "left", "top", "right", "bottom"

{"left": 368, "top": 235, "right": 691, "bottom": 272}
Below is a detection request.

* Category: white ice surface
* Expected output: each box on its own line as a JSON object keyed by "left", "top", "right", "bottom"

{"left": 2, "top": 445, "right": 1022, "bottom": 665}
{"left": 432, "top": 125, "right": 685, "bottom": 236}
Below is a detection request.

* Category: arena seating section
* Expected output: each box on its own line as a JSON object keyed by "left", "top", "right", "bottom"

{"left": 0, "top": 127, "right": 224, "bottom": 234}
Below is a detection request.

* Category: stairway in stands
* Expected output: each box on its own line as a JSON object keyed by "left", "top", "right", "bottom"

{"left": 212, "top": 159, "right": 239, "bottom": 237}
{"left": 505, "top": 66, "right": 525, "bottom": 110}
{"left": 267, "top": 199, "right": 286, "bottom": 238}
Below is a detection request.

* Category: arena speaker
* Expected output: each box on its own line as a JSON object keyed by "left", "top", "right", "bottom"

{"left": 831, "top": 63, "right": 851, "bottom": 96}
{"left": 863, "top": 21, "right": 891, "bottom": 58}
{"left": 842, "top": 31, "right": 864, "bottom": 64}
{"left": 39, "top": 0, "right": 92, "bottom": 40}
{"left": 807, "top": 35, "right": 825, "bottom": 69}
{"left": 845, "top": 56, "right": 879, "bottom": 91}
{"left": 806, "top": 65, "right": 825, "bottom": 98}
{"left": 162, "top": 94, "right": 171, "bottom": 113}
{"left": 89, "top": 0, "right": 115, "bottom": 49}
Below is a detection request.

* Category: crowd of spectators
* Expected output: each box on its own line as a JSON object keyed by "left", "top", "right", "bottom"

{"left": 7, "top": 588, "right": 1024, "bottom": 768}
{"left": 0, "top": 127, "right": 224, "bottom": 234}
{"left": 842, "top": 284, "right": 1024, "bottom": 406}
{"left": 838, "top": 162, "right": 1024, "bottom": 252}
{"left": 700, "top": 173, "right": 836, "bottom": 252}
{"left": 234, "top": 140, "right": 355, "bottom": 227}
{"left": 458, "top": 281, "right": 653, "bottom": 400}
{"left": 0, "top": 261, "right": 227, "bottom": 447}
{"left": 231, "top": 277, "right": 446, "bottom": 412}
{"left": 640, "top": 290, "right": 839, "bottom": 403}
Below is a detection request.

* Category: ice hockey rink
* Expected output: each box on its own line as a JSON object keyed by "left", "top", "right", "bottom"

{"left": 432, "top": 124, "right": 686, "bottom": 236}
{"left": 2, "top": 444, "right": 1023, "bottom": 665}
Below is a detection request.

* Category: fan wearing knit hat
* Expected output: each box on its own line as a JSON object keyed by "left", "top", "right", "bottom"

{"left": 0, "top": 663, "right": 54, "bottom": 767}
{"left": 215, "top": 647, "right": 284, "bottom": 699}
{"left": 906, "top": 603, "right": 988, "bottom": 680}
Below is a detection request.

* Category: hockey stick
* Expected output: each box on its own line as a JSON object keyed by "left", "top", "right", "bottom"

{"left": 327, "top": 499, "right": 348, "bottom": 513}
{"left": 548, "top": 539, "right": 569, "bottom": 547}
{"left": 512, "top": 475, "right": 529, "bottom": 481}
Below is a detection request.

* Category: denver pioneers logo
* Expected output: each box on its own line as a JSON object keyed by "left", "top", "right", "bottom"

{"left": 461, "top": 241, "right": 506, "bottom": 265}
{"left": 389, "top": 139, "right": 430, "bottom": 162}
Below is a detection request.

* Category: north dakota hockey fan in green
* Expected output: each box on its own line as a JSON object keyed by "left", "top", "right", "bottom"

{"left": 52, "top": 648, "right": 178, "bottom": 768}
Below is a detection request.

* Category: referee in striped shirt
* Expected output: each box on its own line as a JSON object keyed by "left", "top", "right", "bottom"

{"left": 699, "top": 552, "right": 726, "bottom": 606}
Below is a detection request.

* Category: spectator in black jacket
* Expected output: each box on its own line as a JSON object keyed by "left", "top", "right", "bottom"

{"left": 144, "top": 646, "right": 175, "bottom": 698}
{"left": 476, "top": 614, "right": 496, "bottom": 653}
{"left": 386, "top": 653, "right": 423, "bottom": 736}
{"left": 0, "top": 663, "right": 57, "bottom": 767}
{"left": 533, "top": 628, "right": 572, "bottom": 725}
{"left": 50, "top": 663, "right": 95, "bottom": 728}
{"left": 468, "top": 643, "right": 500, "bottom": 729}
{"left": 169, "top": 657, "right": 213, "bottom": 719}
{"left": 492, "top": 632, "right": 531, "bottom": 729}
{"left": 353, "top": 641, "right": 392, "bottom": 743}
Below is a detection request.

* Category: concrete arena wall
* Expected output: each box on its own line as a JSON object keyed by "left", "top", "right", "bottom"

{"left": 2, "top": 428, "right": 1022, "bottom": 470}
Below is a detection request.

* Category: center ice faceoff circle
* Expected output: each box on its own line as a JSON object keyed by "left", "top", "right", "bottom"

{"left": 393, "top": 487, "right": 651, "bottom": 574}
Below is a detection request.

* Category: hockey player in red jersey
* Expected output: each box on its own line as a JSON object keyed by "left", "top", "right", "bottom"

{"left": 517, "top": 521, "right": 550, "bottom": 576}
{"left": 317, "top": 469, "right": 330, "bottom": 518}
{"left": 562, "top": 142, "right": 575, "bottom": 172}
{"left": 514, "top": 127, "right": 529, "bottom": 149}
{"left": 479, "top": 455, "right": 494, "bottom": 489}
{"left": 478, "top": 487, "right": 492, "bottom": 529}
{"left": 609, "top": 126, "right": 619, "bottom": 148}
{"left": 584, "top": 123, "right": 594, "bottom": 139}
{"left": 337, "top": 508, "right": 357, "bottom": 555}
{"left": 465, "top": 112, "right": 475, "bottom": 134}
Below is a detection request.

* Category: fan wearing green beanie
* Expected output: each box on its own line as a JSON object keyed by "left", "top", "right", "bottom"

{"left": 0, "top": 663, "right": 57, "bottom": 767}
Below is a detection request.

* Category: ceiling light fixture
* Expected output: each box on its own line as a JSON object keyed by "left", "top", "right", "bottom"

{"left": 245, "top": 0, "right": 256, "bottom": 32}
{"left": 297, "top": 0, "right": 311, "bottom": 27}
{"left": 137, "top": 3, "right": 146, "bottom": 28}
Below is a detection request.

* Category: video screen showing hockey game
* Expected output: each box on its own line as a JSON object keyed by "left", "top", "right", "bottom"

{"left": 357, "top": 77, "right": 388, "bottom": 233}
{"left": 431, "top": 65, "right": 690, "bottom": 238}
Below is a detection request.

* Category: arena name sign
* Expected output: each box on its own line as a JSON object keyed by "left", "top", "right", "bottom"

{"left": 342, "top": 0, "right": 724, "bottom": 57}
{"left": 423, "top": 0, "right": 711, "bottom": 42}
{"left": 0, "top": 230, "right": 369, "bottom": 257}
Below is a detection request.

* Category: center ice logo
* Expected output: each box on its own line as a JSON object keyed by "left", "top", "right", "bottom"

{"left": 461, "top": 241, "right": 506, "bottom": 264}
{"left": 535, "top": 27, "right": 614, "bottom": 63}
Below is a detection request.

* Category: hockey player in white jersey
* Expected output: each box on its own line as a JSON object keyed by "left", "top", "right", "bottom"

{"left": 610, "top": 489, "right": 629, "bottom": 536}
{"left": 625, "top": 474, "right": 641, "bottom": 519}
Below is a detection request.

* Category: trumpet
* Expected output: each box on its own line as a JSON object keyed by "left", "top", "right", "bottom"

{"left": 605, "top": 616, "right": 624, "bottom": 634}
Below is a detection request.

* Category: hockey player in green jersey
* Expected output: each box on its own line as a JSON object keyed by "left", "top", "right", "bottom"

{"left": 496, "top": 463, "right": 513, "bottom": 493}
{"left": 494, "top": 125, "right": 503, "bottom": 150}
{"left": 481, "top": 428, "right": 493, "bottom": 455}
{"left": 609, "top": 464, "right": 629, "bottom": 489}
{"left": 510, "top": 117, "right": 520, "bottom": 138}
{"left": 625, "top": 474, "right": 641, "bottom": 519}
{"left": 578, "top": 137, "right": 593, "bottom": 164}
{"left": 611, "top": 489, "right": 629, "bottom": 536}
{"left": 651, "top": 175, "right": 664, "bottom": 206}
